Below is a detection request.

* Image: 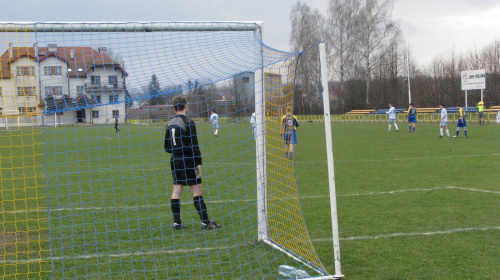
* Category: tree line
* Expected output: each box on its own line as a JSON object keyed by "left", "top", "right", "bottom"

{"left": 290, "top": 0, "right": 500, "bottom": 114}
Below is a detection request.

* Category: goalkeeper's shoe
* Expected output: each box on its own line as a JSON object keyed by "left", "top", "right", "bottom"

{"left": 173, "top": 223, "right": 185, "bottom": 230}
{"left": 201, "top": 221, "right": 221, "bottom": 230}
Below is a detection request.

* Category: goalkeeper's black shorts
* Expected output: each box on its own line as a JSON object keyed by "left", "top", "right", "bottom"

{"left": 170, "top": 156, "right": 202, "bottom": 186}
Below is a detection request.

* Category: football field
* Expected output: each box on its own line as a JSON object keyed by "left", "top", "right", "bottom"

{"left": 1, "top": 120, "right": 499, "bottom": 279}
{"left": 298, "top": 122, "right": 500, "bottom": 279}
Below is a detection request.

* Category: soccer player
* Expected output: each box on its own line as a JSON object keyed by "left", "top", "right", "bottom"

{"left": 453, "top": 105, "right": 468, "bottom": 138}
{"left": 114, "top": 117, "right": 120, "bottom": 132}
{"left": 438, "top": 104, "right": 450, "bottom": 138}
{"left": 280, "top": 106, "right": 299, "bottom": 158}
{"left": 209, "top": 110, "right": 219, "bottom": 137}
{"left": 386, "top": 103, "right": 399, "bottom": 132}
{"left": 164, "top": 96, "right": 221, "bottom": 230}
{"left": 250, "top": 112, "right": 257, "bottom": 139}
{"left": 477, "top": 101, "right": 485, "bottom": 126}
{"left": 407, "top": 103, "right": 417, "bottom": 132}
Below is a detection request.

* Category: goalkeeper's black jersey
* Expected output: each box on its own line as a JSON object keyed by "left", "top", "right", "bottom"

{"left": 164, "top": 114, "right": 202, "bottom": 166}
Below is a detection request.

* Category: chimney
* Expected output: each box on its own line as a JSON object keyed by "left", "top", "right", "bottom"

{"left": 8, "top": 43, "right": 13, "bottom": 59}
{"left": 47, "top": 44, "right": 57, "bottom": 53}
{"left": 70, "top": 48, "right": 75, "bottom": 59}
{"left": 33, "top": 43, "right": 38, "bottom": 57}
{"left": 98, "top": 46, "right": 107, "bottom": 54}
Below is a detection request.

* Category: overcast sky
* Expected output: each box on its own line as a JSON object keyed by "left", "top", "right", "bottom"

{"left": 2, "top": 0, "right": 500, "bottom": 66}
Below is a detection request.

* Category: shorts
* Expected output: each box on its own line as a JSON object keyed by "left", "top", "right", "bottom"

{"left": 457, "top": 119, "right": 467, "bottom": 128}
{"left": 388, "top": 118, "right": 395, "bottom": 123}
{"left": 212, "top": 122, "right": 219, "bottom": 129}
{"left": 478, "top": 112, "right": 484, "bottom": 118}
{"left": 170, "top": 156, "right": 202, "bottom": 186}
{"left": 284, "top": 131, "right": 297, "bottom": 145}
{"left": 408, "top": 115, "right": 417, "bottom": 123}
{"left": 440, "top": 121, "right": 448, "bottom": 127}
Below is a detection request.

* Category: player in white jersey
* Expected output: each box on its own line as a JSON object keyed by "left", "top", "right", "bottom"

{"left": 209, "top": 110, "right": 219, "bottom": 137}
{"left": 438, "top": 104, "right": 450, "bottom": 138}
{"left": 250, "top": 112, "right": 257, "bottom": 139}
{"left": 386, "top": 103, "right": 399, "bottom": 132}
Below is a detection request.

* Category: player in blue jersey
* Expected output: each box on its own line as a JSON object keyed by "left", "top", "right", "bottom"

{"left": 280, "top": 106, "right": 299, "bottom": 159}
{"left": 453, "top": 105, "right": 468, "bottom": 138}
{"left": 386, "top": 103, "right": 399, "bottom": 132}
{"left": 407, "top": 103, "right": 417, "bottom": 132}
{"left": 209, "top": 110, "right": 219, "bottom": 137}
{"left": 165, "top": 96, "right": 221, "bottom": 230}
{"left": 438, "top": 104, "right": 450, "bottom": 138}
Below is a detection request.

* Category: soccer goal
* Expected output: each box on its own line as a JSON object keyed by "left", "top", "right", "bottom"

{"left": 0, "top": 22, "right": 342, "bottom": 279}
{"left": 0, "top": 110, "right": 20, "bottom": 130}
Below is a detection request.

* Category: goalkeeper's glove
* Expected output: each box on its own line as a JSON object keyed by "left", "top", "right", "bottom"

{"left": 195, "top": 165, "right": 202, "bottom": 178}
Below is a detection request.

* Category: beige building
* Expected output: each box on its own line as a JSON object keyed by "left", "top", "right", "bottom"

{"left": 0, "top": 44, "right": 128, "bottom": 126}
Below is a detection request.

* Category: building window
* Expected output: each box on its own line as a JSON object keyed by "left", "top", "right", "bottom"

{"left": 0, "top": 108, "right": 2, "bottom": 116}
{"left": 92, "top": 110, "right": 99, "bottom": 118}
{"left": 95, "top": 95, "right": 102, "bottom": 104}
{"left": 76, "top": 86, "right": 84, "bottom": 94}
{"left": 112, "top": 110, "right": 119, "bottom": 118}
{"left": 0, "top": 87, "right": 2, "bottom": 95}
{"left": 109, "top": 95, "right": 118, "bottom": 103}
{"left": 91, "top": 75, "right": 101, "bottom": 85}
{"left": 44, "top": 66, "right": 62, "bottom": 75}
{"left": 18, "top": 107, "right": 36, "bottom": 114}
{"left": 45, "top": 86, "right": 63, "bottom": 95}
{"left": 17, "top": 87, "right": 36, "bottom": 96}
{"left": 16, "top": 66, "right": 35, "bottom": 76}
{"left": 108, "top": 75, "right": 118, "bottom": 85}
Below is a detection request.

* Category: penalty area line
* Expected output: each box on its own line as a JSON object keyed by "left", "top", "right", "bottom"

{"left": 312, "top": 226, "right": 500, "bottom": 242}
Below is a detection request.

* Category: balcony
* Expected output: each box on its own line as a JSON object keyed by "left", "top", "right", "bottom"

{"left": 84, "top": 82, "right": 127, "bottom": 92}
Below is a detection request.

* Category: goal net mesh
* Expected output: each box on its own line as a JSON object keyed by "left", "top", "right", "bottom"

{"left": 0, "top": 22, "right": 330, "bottom": 279}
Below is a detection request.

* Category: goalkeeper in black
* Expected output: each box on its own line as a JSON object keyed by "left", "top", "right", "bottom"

{"left": 164, "top": 96, "right": 221, "bottom": 230}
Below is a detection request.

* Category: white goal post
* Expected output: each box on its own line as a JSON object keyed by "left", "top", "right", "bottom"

{"left": 0, "top": 110, "right": 20, "bottom": 130}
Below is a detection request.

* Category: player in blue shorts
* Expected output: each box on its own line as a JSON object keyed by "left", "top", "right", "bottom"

{"left": 453, "top": 105, "right": 468, "bottom": 138}
{"left": 386, "top": 103, "right": 399, "bottom": 132}
{"left": 407, "top": 103, "right": 417, "bottom": 132}
{"left": 280, "top": 106, "right": 299, "bottom": 159}
{"left": 438, "top": 104, "right": 450, "bottom": 138}
{"left": 209, "top": 110, "right": 219, "bottom": 137}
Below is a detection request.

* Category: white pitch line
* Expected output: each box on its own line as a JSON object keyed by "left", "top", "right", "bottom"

{"left": 1, "top": 226, "right": 498, "bottom": 265}
{"left": 2, "top": 186, "right": 498, "bottom": 214}
{"left": 312, "top": 226, "right": 500, "bottom": 242}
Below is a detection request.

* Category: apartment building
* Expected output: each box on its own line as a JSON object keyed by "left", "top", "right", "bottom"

{"left": 0, "top": 44, "right": 128, "bottom": 126}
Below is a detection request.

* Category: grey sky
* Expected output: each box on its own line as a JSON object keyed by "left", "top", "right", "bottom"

{"left": 2, "top": 0, "right": 500, "bottom": 66}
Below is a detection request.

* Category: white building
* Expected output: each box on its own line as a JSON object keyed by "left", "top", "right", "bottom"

{"left": 0, "top": 44, "right": 128, "bottom": 126}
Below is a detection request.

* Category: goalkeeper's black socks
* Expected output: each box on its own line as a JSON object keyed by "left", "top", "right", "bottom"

{"left": 171, "top": 199, "right": 182, "bottom": 224}
{"left": 193, "top": 196, "right": 210, "bottom": 223}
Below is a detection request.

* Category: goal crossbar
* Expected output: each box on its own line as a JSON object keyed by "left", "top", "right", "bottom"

{"left": 0, "top": 21, "right": 263, "bottom": 32}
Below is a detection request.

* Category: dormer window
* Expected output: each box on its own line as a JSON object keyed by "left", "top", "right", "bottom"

{"left": 78, "top": 68, "right": 83, "bottom": 72}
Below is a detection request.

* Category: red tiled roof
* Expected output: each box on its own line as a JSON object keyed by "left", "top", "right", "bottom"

{"left": 0, "top": 46, "right": 127, "bottom": 79}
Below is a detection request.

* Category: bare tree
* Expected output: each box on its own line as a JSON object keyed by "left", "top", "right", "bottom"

{"left": 355, "top": 0, "right": 397, "bottom": 106}
{"left": 327, "top": 0, "right": 360, "bottom": 112}
{"left": 290, "top": 1, "right": 325, "bottom": 114}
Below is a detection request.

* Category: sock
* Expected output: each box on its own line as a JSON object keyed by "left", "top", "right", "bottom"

{"left": 456, "top": 131, "right": 459, "bottom": 136}
{"left": 446, "top": 129, "right": 450, "bottom": 137}
{"left": 409, "top": 125, "right": 411, "bottom": 131}
{"left": 171, "top": 199, "right": 182, "bottom": 224}
{"left": 440, "top": 128, "right": 443, "bottom": 136}
{"left": 464, "top": 129, "right": 468, "bottom": 137}
{"left": 394, "top": 124, "right": 398, "bottom": 130}
{"left": 193, "top": 196, "right": 210, "bottom": 223}
{"left": 388, "top": 125, "right": 391, "bottom": 131}
{"left": 413, "top": 127, "right": 415, "bottom": 131}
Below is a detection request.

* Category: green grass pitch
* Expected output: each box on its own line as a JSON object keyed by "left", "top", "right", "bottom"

{"left": 1, "top": 120, "right": 499, "bottom": 279}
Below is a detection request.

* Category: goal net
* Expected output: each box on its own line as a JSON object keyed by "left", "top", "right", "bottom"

{"left": 0, "top": 22, "right": 341, "bottom": 279}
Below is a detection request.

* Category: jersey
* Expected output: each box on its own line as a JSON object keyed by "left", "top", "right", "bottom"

{"left": 250, "top": 112, "right": 256, "bottom": 127}
{"left": 408, "top": 107, "right": 417, "bottom": 116}
{"left": 458, "top": 107, "right": 465, "bottom": 119}
{"left": 164, "top": 114, "right": 202, "bottom": 166}
{"left": 387, "top": 106, "right": 396, "bottom": 119}
{"left": 281, "top": 114, "right": 299, "bottom": 134}
{"left": 210, "top": 113, "right": 219, "bottom": 124}
{"left": 440, "top": 108, "right": 448, "bottom": 122}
